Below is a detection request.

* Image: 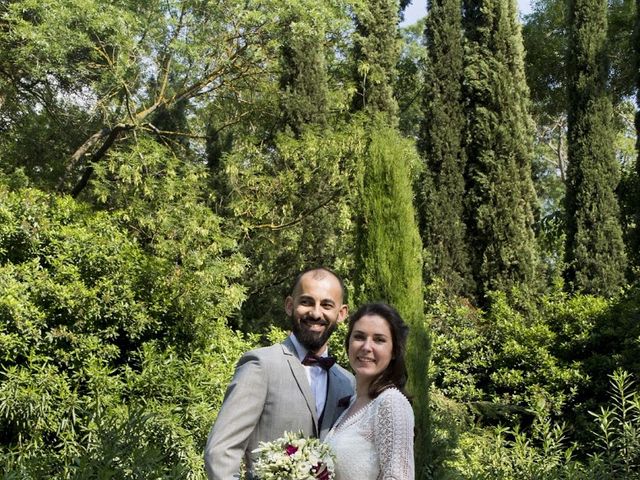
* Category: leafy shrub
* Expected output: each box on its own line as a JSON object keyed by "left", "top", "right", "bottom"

{"left": 0, "top": 172, "right": 253, "bottom": 478}
{"left": 432, "top": 370, "right": 640, "bottom": 480}
{"left": 428, "top": 284, "right": 586, "bottom": 416}
{"left": 587, "top": 370, "right": 640, "bottom": 479}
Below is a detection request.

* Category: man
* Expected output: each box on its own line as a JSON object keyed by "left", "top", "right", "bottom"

{"left": 204, "top": 267, "right": 355, "bottom": 480}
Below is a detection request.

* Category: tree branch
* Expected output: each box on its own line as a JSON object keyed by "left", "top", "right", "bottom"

{"left": 58, "top": 128, "right": 111, "bottom": 191}
{"left": 70, "top": 123, "right": 135, "bottom": 198}
{"left": 250, "top": 192, "right": 340, "bottom": 231}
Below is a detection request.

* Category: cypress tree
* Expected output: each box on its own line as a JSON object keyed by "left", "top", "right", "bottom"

{"left": 279, "top": 11, "right": 329, "bottom": 135}
{"left": 565, "top": 0, "right": 627, "bottom": 295}
{"left": 354, "top": 118, "right": 430, "bottom": 478}
{"left": 462, "top": 0, "right": 541, "bottom": 299}
{"left": 351, "top": 1, "right": 430, "bottom": 475}
{"left": 354, "top": 124, "right": 424, "bottom": 318}
{"left": 419, "top": 0, "right": 474, "bottom": 296}
{"left": 351, "top": 0, "right": 401, "bottom": 119}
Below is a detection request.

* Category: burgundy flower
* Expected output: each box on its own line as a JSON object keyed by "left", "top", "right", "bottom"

{"left": 313, "top": 462, "right": 330, "bottom": 480}
{"left": 285, "top": 444, "right": 298, "bottom": 456}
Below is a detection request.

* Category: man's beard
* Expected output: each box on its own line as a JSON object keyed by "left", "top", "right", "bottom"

{"left": 291, "top": 315, "right": 337, "bottom": 351}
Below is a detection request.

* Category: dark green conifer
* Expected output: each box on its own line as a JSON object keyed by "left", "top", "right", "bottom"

{"left": 279, "top": 13, "right": 329, "bottom": 135}
{"left": 462, "top": 0, "right": 541, "bottom": 298}
{"left": 419, "top": 0, "right": 474, "bottom": 296}
{"left": 351, "top": 0, "right": 401, "bottom": 119}
{"left": 565, "top": 0, "right": 627, "bottom": 295}
{"left": 351, "top": 1, "right": 430, "bottom": 475}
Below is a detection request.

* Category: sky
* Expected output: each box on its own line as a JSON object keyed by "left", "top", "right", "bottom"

{"left": 401, "top": 0, "right": 533, "bottom": 27}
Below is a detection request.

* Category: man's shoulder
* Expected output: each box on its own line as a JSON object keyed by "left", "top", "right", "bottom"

{"left": 330, "top": 361, "right": 355, "bottom": 381}
{"left": 241, "top": 342, "right": 291, "bottom": 363}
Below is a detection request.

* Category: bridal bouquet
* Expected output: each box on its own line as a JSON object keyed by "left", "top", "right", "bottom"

{"left": 251, "top": 431, "right": 335, "bottom": 480}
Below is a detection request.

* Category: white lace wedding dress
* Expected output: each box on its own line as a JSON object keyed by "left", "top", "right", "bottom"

{"left": 324, "top": 387, "right": 414, "bottom": 480}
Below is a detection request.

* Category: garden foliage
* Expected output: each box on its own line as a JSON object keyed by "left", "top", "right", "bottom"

{"left": 0, "top": 171, "right": 254, "bottom": 478}
{"left": 0, "top": 0, "right": 639, "bottom": 477}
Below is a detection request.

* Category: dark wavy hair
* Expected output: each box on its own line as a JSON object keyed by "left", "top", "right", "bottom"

{"left": 345, "top": 302, "right": 410, "bottom": 399}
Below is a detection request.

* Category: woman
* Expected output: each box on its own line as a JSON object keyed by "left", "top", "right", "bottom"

{"left": 324, "top": 302, "right": 414, "bottom": 479}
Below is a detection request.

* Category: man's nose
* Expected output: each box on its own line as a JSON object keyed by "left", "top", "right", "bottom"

{"left": 309, "top": 304, "right": 322, "bottom": 318}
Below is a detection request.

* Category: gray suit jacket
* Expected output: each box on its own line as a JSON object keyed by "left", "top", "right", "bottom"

{"left": 204, "top": 337, "right": 355, "bottom": 480}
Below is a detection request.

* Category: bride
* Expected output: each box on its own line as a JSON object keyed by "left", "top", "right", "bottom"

{"left": 324, "top": 302, "right": 414, "bottom": 479}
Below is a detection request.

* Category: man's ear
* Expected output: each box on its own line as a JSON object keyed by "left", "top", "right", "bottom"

{"left": 284, "top": 296, "right": 294, "bottom": 316}
{"left": 338, "top": 304, "right": 348, "bottom": 323}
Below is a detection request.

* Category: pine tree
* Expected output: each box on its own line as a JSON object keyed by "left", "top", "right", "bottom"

{"left": 462, "top": 0, "right": 541, "bottom": 299}
{"left": 565, "top": 0, "right": 627, "bottom": 295}
{"left": 419, "top": 0, "right": 474, "bottom": 296}
{"left": 351, "top": 1, "right": 430, "bottom": 475}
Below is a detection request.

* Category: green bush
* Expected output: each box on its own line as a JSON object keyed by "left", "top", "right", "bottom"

{"left": 426, "top": 282, "right": 640, "bottom": 478}
{"left": 428, "top": 284, "right": 586, "bottom": 415}
{"left": 429, "top": 367, "right": 640, "bottom": 479}
{"left": 0, "top": 173, "right": 254, "bottom": 478}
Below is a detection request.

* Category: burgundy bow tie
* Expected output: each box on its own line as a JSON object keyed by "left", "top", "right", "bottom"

{"left": 302, "top": 353, "right": 336, "bottom": 370}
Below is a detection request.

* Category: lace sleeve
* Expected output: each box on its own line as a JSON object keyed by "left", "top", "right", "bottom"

{"left": 373, "top": 389, "right": 415, "bottom": 480}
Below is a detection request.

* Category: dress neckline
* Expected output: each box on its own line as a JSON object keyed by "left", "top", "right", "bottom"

{"left": 331, "top": 396, "right": 370, "bottom": 432}
{"left": 331, "top": 387, "right": 399, "bottom": 433}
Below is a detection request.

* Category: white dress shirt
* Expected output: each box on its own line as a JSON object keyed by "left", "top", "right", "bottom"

{"left": 289, "top": 334, "right": 329, "bottom": 417}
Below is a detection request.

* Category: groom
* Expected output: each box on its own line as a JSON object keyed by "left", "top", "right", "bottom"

{"left": 204, "top": 267, "right": 355, "bottom": 480}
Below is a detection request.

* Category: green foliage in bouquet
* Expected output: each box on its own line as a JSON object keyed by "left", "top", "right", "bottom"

{"left": 252, "top": 431, "right": 336, "bottom": 480}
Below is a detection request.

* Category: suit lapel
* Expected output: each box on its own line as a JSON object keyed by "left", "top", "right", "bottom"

{"left": 282, "top": 338, "right": 319, "bottom": 432}
{"left": 320, "top": 367, "right": 347, "bottom": 437}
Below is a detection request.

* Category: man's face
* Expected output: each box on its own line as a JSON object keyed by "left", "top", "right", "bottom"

{"left": 285, "top": 271, "right": 348, "bottom": 353}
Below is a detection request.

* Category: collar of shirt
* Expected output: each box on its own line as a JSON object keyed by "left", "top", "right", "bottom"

{"left": 289, "top": 333, "right": 330, "bottom": 364}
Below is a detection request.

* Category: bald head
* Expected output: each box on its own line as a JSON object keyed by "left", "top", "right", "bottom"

{"left": 290, "top": 267, "right": 346, "bottom": 304}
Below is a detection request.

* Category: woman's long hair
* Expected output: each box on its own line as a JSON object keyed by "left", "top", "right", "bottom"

{"left": 345, "top": 302, "right": 410, "bottom": 399}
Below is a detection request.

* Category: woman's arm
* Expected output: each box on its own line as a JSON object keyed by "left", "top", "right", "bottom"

{"left": 374, "top": 389, "right": 415, "bottom": 480}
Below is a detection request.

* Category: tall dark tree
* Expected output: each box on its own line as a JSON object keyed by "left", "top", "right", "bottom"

{"left": 565, "top": 0, "right": 627, "bottom": 295}
{"left": 351, "top": 1, "right": 430, "bottom": 475}
{"left": 351, "top": 0, "right": 401, "bottom": 119}
{"left": 462, "top": 0, "right": 541, "bottom": 299}
{"left": 419, "top": 0, "right": 473, "bottom": 296}
{"left": 279, "top": 13, "right": 329, "bottom": 135}
{"left": 632, "top": 0, "right": 640, "bottom": 271}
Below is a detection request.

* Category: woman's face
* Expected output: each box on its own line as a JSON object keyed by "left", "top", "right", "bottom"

{"left": 348, "top": 314, "right": 394, "bottom": 385}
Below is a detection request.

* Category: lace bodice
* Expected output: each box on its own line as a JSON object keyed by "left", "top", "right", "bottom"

{"left": 324, "top": 388, "right": 414, "bottom": 480}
